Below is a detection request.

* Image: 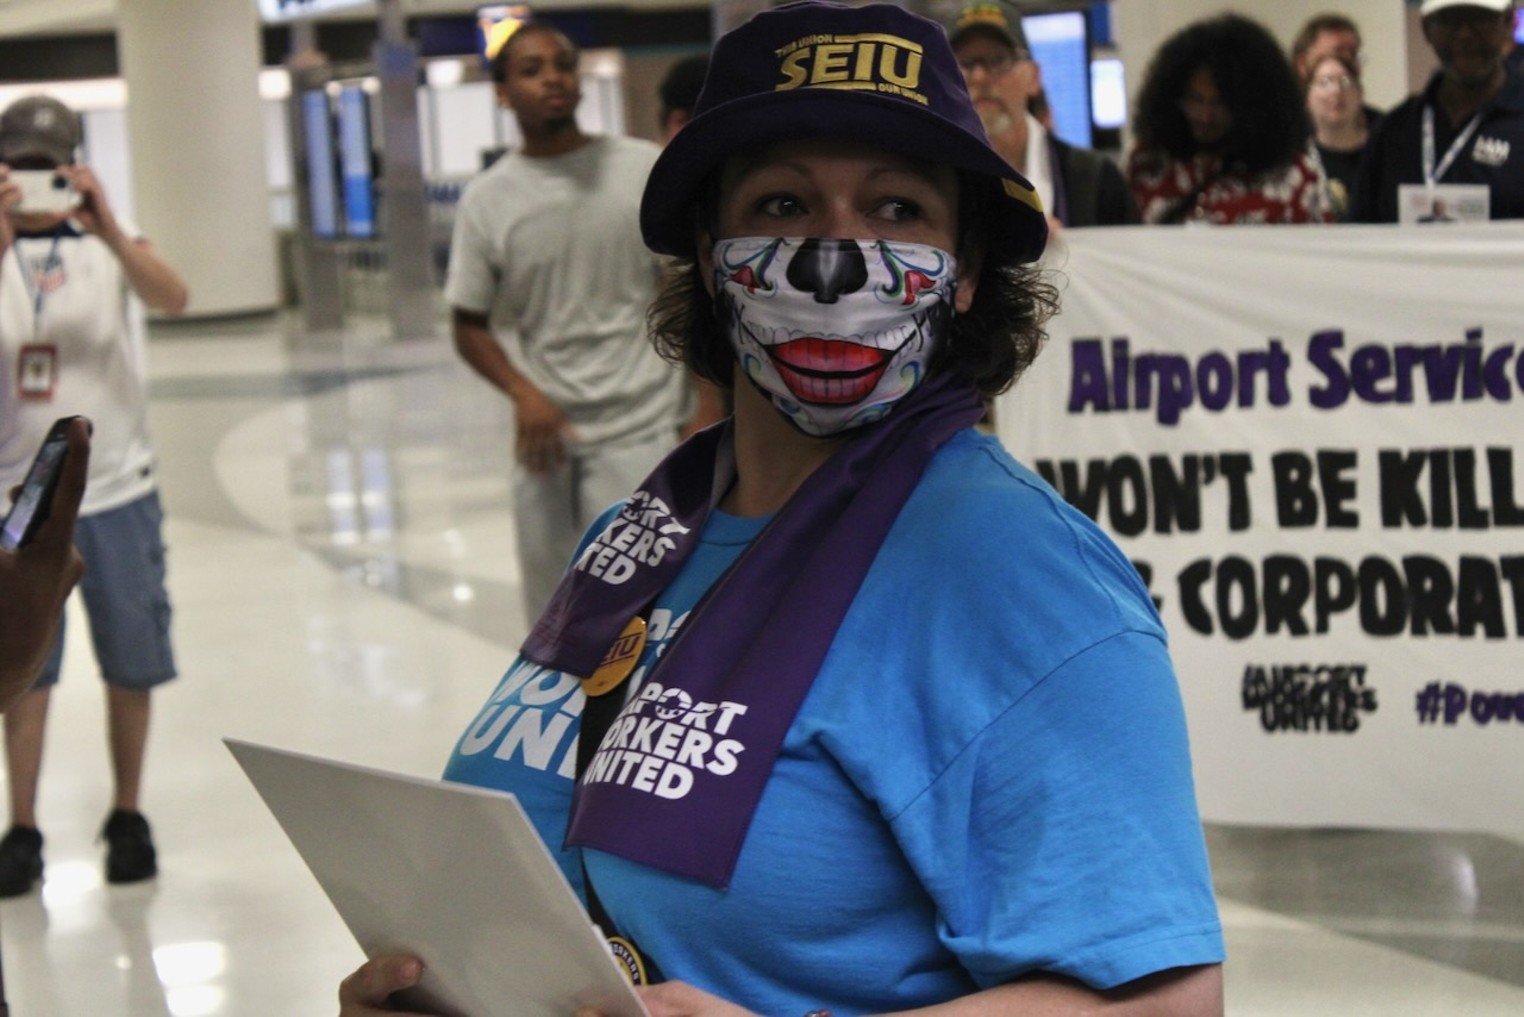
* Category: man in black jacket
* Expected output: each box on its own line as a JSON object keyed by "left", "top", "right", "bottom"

{"left": 1350, "top": 0, "right": 1524, "bottom": 223}
{"left": 951, "top": 3, "right": 1139, "bottom": 231}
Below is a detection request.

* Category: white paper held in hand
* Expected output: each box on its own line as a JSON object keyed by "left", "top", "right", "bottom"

{"left": 225, "top": 738, "right": 650, "bottom": 1017}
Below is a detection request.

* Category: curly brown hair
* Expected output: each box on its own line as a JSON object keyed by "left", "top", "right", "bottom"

{"left": 1133, "top": 13, "right": 1309, "bottom": 175}
{"left": 647, "top": 173, "right": 1058, "bottom": 399}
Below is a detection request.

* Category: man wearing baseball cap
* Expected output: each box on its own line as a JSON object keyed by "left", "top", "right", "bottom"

{"left": 0, "top": 97, "right": 81, "bottom": 169}
{"left": 0, "top": 94, "right": 188, "bottom": 897}
{"left": 1350, "top": 0, "right": 1523, "bottom": 222}
{"left": 950, "top": 2, "right": 1138, "bottom": 230}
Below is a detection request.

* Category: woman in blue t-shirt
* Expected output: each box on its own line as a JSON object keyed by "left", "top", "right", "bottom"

{"left": 340, "top": 4, "right": 1225, "bottom": 1015}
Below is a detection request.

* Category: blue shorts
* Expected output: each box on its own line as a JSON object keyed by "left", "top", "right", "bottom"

{"left": 34, "top": 491, "right": 177, "bottom": 692}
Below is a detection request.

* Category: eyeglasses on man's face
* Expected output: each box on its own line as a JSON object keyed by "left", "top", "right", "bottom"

{"left": 956, "top": 48, "right": 1030, "bottom": 78}
{"left": 1310, "top": 73, "right": 1357, "bottom": 93}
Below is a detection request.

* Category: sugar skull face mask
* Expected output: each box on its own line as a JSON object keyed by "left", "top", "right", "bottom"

{"left": 712, "top": 237, "right": 957, "bottom": 437}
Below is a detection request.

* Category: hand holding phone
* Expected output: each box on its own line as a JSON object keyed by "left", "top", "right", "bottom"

{"left": 2, "top": 417, "right": 85, "bottom": 550}
{"left": 9, "top": 169, "right": 80, "bottom": 215}
{"left": 0, "top": 417, "right": 90, "bottom": 710}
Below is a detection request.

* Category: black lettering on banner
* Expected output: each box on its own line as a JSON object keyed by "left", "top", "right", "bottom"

{"left": 1106, "top": 457, "right": 1148, "bottom": 536}
{"left": 1378, "top": 447, "right": 1524, "bottom": 530}
{"left": 1216, "top": 556, "right": 1258, "bottom": 641}
{"left": 1177, "top": 559, "right": 1215, "bottom": 635}
{"left": 1359, "top": 557, "right": 1405, "bottom": 637}
{"left": 1241, "top": 662, "right": 1377, "bottom": 733}
{"left": 1075, "top": 448, "right": 1524, "bottom": 642}
{"left": 1034, "top": 452, "right": 1254, "bottom": 534}
{"left": 1131, "top": 559, "right": 1164, "bottom": 611}
{"left": 1263, "top": 556, "right": 1312, "bottom": 636}
{"left": 1176, "top": 555, "right": 1524, "bottom": 640}
{"left": 1269, "top": 450, "right": 1360, "bottom": 529}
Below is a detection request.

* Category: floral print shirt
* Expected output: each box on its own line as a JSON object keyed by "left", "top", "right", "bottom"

{"left": 1125, "top": 148, "right": 1333, "bottom": 225}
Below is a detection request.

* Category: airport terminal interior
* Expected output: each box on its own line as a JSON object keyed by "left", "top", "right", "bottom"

{"left": 1, "top": 0, "right": 1522, "bottom": 1014}
{"left": 4, "top": 315, "right": 1519, "bottom": 1015}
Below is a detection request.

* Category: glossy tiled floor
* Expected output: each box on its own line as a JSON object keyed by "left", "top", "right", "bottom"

{"left": 2, "top": 316, "right": 1521, "bottom": 1015}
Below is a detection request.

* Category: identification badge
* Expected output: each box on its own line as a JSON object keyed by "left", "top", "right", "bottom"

{"left": 581, "top": 616, "right": 647, "bottom": 697}
{"left": 17, "top": 344, "right": 57, "bottom": 401}
{"left": 1398, "top": 183, "right": 1491, "bottom": 225}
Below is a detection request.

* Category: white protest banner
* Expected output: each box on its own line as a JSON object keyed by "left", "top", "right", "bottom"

{"left": 997, "top": 224, "right": 1524, "bottom": 833}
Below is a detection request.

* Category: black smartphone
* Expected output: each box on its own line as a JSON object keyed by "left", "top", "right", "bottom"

{"left": 1, "top": 416, "right": 81, "bottom": 551}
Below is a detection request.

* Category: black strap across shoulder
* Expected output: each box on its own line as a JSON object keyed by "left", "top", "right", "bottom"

{"left": 575, "top": 681, "right": 666, "bottom": 984}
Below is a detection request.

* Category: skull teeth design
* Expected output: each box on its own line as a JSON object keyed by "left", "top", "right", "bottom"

{"left": 715, "top": 237, "right": 955, "bottom": 434}
{"left": 746, "top": 322, "right": 927, "bottom": 406}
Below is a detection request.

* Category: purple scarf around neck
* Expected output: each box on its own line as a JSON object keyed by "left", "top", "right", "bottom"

{"left": 521, "top": 373, "right": 985, "bottom": 888}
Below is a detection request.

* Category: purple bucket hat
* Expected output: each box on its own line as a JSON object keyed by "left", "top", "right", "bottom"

{"left": 639, "top": 0, "right": 1048, "bottom": 262}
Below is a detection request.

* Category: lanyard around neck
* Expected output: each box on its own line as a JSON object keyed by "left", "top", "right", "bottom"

{"left": 1422, "top": 103, "right": 1485, "bottom": 189}
{"left": 12, "top": 229, "right": 65, "bottom": 326}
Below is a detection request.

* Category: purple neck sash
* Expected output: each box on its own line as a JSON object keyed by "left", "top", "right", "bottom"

{"left": 524, "top": 374, "right": 985, "bottom": 888}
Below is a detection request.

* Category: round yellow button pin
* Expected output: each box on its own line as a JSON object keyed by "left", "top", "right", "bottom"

{"left": 581, "top": 616, "right": 647, "bottom": 697}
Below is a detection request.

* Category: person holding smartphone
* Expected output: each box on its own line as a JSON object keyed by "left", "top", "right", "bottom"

{"left": 0, "top": 95, "right": 189, "bottom": 897}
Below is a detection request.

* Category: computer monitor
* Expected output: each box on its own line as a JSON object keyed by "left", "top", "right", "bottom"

{"left": 336, "top": 86, "right": 375, "bottom": 239}
{"left": 1090, "top": 56, "right": 1126, "bottom": 131}
{"left": 300, "top": 90, "right": 340, "bottom": 240}
{"left": 1021, "top": 10, "right": 1092, "bottom": 148}
{"left": 259, "top": 0, "right": 369, "bottom": 23}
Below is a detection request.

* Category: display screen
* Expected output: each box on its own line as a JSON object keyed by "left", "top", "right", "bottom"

{"left": 1, "top": 433, "right": 67, "bottom": 550}
{"left": 301, "top": 90, "right": 340, "bottom": 240}
{"left": 259, "top": 0, "right": 370, "bottom": 24}
{"left": 1022, "top": 11, "right": 1092, "bottom": 149}
{"left": 1090, "top": 57, "right": 1127, "bottom": 130}
{"left": 337, "top": 86, "right": 376, "bottom": 239}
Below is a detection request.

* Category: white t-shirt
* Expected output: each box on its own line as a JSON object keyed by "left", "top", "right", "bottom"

{"left": 1024, "top": 114, "right": 1056, "bottom": 220}
{"left": 445, "top": 135, "right": 685, "bottom": 450}
{"left": 0, "top": 223, "right": 155, "bottom": 516}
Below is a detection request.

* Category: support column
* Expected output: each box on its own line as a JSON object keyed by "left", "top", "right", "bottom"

{"left": 376, "top": 0, "right": 437, "bottom": 341}
{"left": 285, "top": 25, "right": 346, "bottom": 336}
{"left": 116, "top": 0, "right": 279, "bottom": 318}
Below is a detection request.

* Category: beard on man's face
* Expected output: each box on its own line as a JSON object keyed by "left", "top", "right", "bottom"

{"left": 975, "top": 104, "right": 1017, "bottom": 137}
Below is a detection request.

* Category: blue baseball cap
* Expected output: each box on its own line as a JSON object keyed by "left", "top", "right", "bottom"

{"left": 639, "top": 1, "right": 1047, "bottom": 262}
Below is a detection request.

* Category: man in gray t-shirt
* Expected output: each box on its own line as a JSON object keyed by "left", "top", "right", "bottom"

{"left": 447, "top": 24, "right": 708, "bottom": 625}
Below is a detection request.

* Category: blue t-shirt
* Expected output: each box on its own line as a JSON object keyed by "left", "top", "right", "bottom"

{"left": 442, "top": 429, "right": 1224, "bottom": 1014}
{"left": 442, "top": 507, "right": 766, "bottom": 898}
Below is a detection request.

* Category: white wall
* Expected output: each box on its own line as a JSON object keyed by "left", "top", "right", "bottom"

{"left": 1114, "top": 0, "right": 1412, "bottom": 124}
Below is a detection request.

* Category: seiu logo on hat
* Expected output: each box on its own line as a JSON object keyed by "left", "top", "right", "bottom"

{"left": 639, "top": 2, "right": 1048, "bottom": 261}
{"left": 774, "top": 32, "right": 928, "bottom": 105}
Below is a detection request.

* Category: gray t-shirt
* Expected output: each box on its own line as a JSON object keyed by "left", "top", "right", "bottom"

{"left": 446, "top": 135, "right": 684, "bottom": 449}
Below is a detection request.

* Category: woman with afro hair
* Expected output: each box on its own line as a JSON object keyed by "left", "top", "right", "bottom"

{"left": 1126, "top": 13, "right": 1333, "bottom": 225}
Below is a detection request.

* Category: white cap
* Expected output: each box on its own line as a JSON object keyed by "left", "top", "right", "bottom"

{"left": 1420, "top": 0, "right": 1514, "bottom": 16}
